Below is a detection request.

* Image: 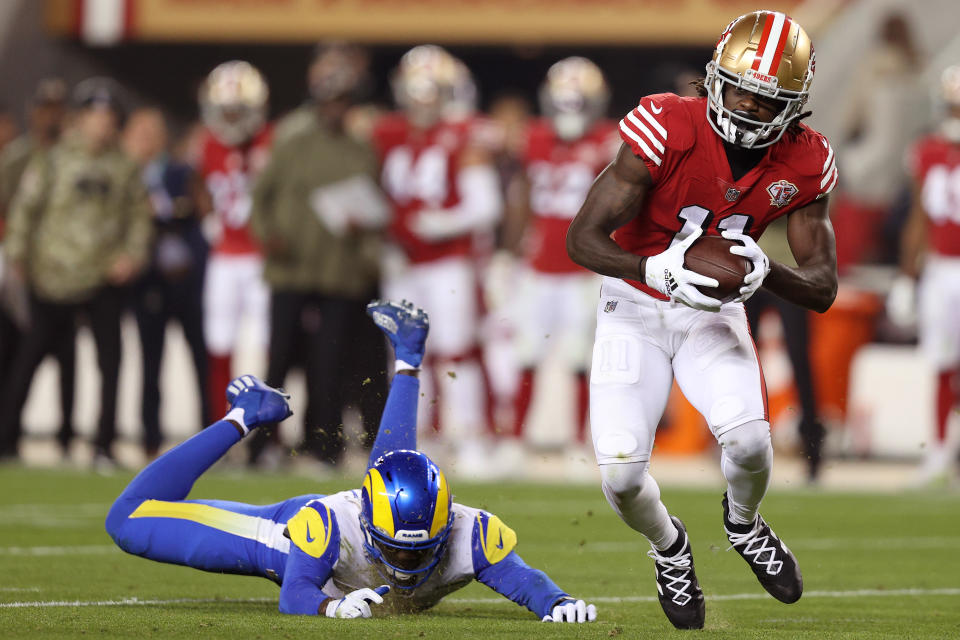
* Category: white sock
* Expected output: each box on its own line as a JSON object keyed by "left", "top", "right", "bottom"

{"left": 718, "top": 420, "right": 773, "bottom": 526}
{"left": 395, "top": 360, "right": 418, "bottom": 372}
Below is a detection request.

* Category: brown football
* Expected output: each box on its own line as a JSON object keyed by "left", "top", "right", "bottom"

{"left": 683, "top": 235, "right": 752, "bottom": 303}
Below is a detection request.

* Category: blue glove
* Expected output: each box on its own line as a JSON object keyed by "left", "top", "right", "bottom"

{"left": 224, "top": 375, "right": 293, "bottom": 434}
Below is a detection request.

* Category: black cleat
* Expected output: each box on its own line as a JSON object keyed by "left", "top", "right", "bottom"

{"left": 722, "top": 492, "right": 803, "bottom": 604}
{"left": 648, "top": 516, "right": 705, "bottom": 629}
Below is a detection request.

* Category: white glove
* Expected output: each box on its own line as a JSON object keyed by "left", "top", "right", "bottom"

{"left": 886, "top": 274, "right": 917, "bottom": 327}
{"left": 541, "top": 598, "right": 598, "bottom": 623}
{"left": 723, "top": 230, "right": 771, "bottom": 303}
{"left": 644, "top": 226, "right": 721, "bottom": 312}
{"left": 324, "top": 585, "right": 389, "bottom": 619}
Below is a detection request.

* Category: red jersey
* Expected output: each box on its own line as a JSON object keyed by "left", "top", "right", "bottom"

{"left": 523, "top": 118, "right": 619, "bottom": 273}
{"left": 373, "top": 114, "right": 487, "bottom": 264}
{"left": 616, "top": 93, "right": 838, "bottom": 300}
{"left": 199, "top": 126, "right": 272, "bottom": 255}
{"left": 909, "top": 134, "right": 960, "bottom": 257}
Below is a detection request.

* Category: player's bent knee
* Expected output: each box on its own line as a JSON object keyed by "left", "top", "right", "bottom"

{"left": 718, "top": 420, "right": 772, "bottom": 472}
{"left": 600, "top": 461, "right": 650, "bottom": 502}
{"left": 104, "top": 497, "right": 143, "bottom": 552}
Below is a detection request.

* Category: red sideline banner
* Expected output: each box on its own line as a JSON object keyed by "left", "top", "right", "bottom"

{"left": 45, "top": 0, "right": 816, "bottom": 46}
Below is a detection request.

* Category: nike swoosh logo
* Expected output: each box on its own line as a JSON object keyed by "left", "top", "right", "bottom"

{"left": 305, "top": 522, "right": 316, "bottom": 544}
{"left": 650, "top": 103, "right": 663, "bottom": 114}
{"left": 496, "top": 531, "right": 504, "bottom": 550}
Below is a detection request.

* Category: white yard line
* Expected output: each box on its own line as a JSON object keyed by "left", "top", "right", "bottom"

{"left": 0, "top": 597, "right": 275, "bottom": 609}
{"left": 574, "top": 537, "right": 960, "bottom": 553}
{"left": 0, "top": 588, "right": 40, "bottom": 592}
{"left": 447, "top": 588, "right": 960, "bottom": 605}
{"left": 3, "top": 588, "right": 959, "bottom": 609}
{"left": 0, "top": 545, "right": 118, "bottom": 556}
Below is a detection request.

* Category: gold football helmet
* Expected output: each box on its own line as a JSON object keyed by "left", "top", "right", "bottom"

{"left": 539, "top": 56, "right": 610, "bottom": 141}
{"left": 199, "top": 60, "right": 269, "bottom": 146}
{"left": 704, "top": 11, "right": 815, "bottom": 148}
{"left": 392, "top": 45, "right": 460, "bottom": 128}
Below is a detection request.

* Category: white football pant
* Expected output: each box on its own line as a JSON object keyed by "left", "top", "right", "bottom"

{"left": 513, "top": 269, "right": 600, "bottom": 371}
{"left": 203, "top": 253, "right": 270, "bottom": 356}
{"left": 918, "top": 255, "right": 960, "bottom": 370}
{"left": 384, "top": 255, "right": 485, "bottom": 444}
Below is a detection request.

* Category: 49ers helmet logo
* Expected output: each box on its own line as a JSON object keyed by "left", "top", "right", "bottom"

{"left": 766, "top": 179, "right": 799, "bottom": 207}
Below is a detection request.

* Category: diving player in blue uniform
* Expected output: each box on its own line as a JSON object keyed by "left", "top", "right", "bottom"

{"left": 105, "top": 300, "right": 598, "bottom": 622}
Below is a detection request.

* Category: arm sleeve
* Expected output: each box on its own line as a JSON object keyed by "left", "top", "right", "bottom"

{"left": 475, "top": 551, "right": 569, "bottom": 619}
{"left": 470, "top": 510, "right": 568, "bottom": 619}
{"left": 278, "top": 502, "right": 341, "bottom": 615}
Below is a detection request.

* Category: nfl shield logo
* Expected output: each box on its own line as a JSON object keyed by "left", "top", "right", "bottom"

{"left": 724, "top": 187, "right": 741, "bottom": 202}
{"left": 604, "top": 300, "right": 618, "bottom": 313}
{"left": 766, "top": 180, "right": 799, "bottom": 207}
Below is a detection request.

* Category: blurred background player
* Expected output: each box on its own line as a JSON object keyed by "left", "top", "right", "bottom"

{"left": 0, "top": 78, "right": 153, "bottom": 467}
{"left": 105, "top": 301, "right": 598, "bottom": 623}
{"left": 250, "top": 43, "right": 387, "bottom": 469}
{"left": 124, "top": 107, "right": 210, "bottom": 457}
{"left": 197, "top": 60, "right": 272, "bottom": 424}
{"left": 495, "top": 57, "right": 615, "bottom": 468}
{"left": 373, "top": 46, "right": 502, "bottom": 474}
{"left": 0, "top": 78, "right": 71, "bottom": 460}
{"left": 888, "top": 65, "right": 960, "bottom": 484}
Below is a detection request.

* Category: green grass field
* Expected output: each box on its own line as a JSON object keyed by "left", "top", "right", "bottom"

{"left": 1, "top": 465, "right": 958, "bottom": 639}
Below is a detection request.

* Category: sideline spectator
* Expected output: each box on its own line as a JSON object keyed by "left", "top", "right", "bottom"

{"left": 123, "top": 108, "right": 210, "bottom": 457}
{"left": 0, "top": 79, "right": 72, "bottom": 459}
{"left": 250, "top": 43, "right": 387, "bottom": 468}
{"left": 0, "top": 78, "right": 153, "bottom": 468}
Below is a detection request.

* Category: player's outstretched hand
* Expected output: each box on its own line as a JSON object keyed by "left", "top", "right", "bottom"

{"left": 324, "top": 585, "right": 390, "bottom": 619}
{"left": 644, "top": 226, "right": 722, "bottom": 312}
{"left": 225, "top": 375, "right": 292, "bottom": 434}
{"left": 723, "top": 230, "right": 771, "bottom": 303}
{"left": 541, "top": 598, "right": 598, "bottom": 623}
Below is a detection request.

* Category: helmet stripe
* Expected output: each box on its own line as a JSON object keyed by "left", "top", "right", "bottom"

{"left": 364, "top": 468, "right": 395, "bottom": 537}
{"left": 428, "top": 469, "right": 450, "bottom": 538}
{"left": 765, "top": 15, "right": 793, "bottom": 77}
{"left": 753, "top": 12, "right": 788, "bottom": 76}
{"left": 750, "top": 13, "right": 776, "bottom": 72}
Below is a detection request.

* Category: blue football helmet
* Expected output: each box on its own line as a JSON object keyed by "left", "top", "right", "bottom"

{"left": 359, "top": 450, "right": 453, "bottom": 589}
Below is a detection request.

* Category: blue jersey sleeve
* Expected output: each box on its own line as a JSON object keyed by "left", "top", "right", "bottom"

{"left": 278, "top": 501, "right": 341, "bottom": 615}
{"left": 471, "top": 511, "right": 569, "bottom": 619}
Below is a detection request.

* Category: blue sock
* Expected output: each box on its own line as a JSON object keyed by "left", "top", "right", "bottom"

{"left": 368, "top": 374, "right": 420, "bottom": 467}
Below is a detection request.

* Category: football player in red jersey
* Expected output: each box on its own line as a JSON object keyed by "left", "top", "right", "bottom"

{"left": 372, "top": 46, "right": 502, "bottom": 475}
{"left": 498, "top": 57, "right": 616, "bottom": 460}
{"left": 567, "top": 11, "right": 838, "bottom": 629}
{"left": 197, "top": 61, "right": 273, "bottom": 423}
{"left": 888, "top": 65, "right": 960, "bottom": 484}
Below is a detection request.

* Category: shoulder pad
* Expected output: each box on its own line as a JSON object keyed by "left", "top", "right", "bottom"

{"left": 471, "top": 510, "right": 517, "bottom": 570}
{"left": 285, "top": 501, "right": 339, "bottom": 559}
{"left": 907, "top": 135, "right": 944, "bottom": 178}
{"left": 618, "top": 93, "right": 695, "bottom": 175}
